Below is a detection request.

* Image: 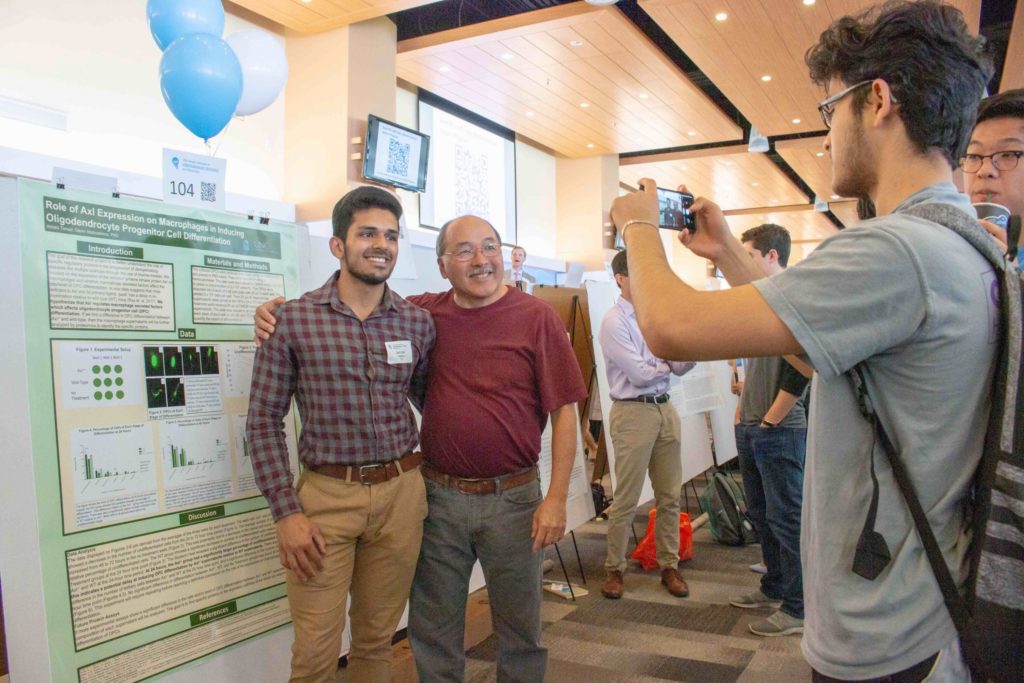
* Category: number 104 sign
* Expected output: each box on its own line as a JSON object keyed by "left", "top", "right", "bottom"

{"left": 162, "top": 148, "right": 227, "bottom": 211}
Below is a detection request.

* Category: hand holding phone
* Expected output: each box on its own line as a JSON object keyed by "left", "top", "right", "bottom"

{"left": 656, "top": 187, "right": 696, "bottom": 231}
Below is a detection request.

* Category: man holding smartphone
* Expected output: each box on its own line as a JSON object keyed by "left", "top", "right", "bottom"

{"left": 609, "top": 2, "right": 995, "bottom": 679}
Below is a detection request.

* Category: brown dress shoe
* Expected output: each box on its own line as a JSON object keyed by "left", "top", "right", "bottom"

{"left": 661, "top": 567, "right": 689, "bottom": 597}
{"left": 601, "top": 570, "right": 624, "bottom": 599}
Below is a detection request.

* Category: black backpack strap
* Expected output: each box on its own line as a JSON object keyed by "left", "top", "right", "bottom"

{"left": 849, "top": 364, "right": 970, "bottom": 632}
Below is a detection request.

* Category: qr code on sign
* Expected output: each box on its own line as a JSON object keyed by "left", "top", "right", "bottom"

{"left": 201, "top": 182, "right": 216, "bottom": 203}
{"left": 386, "top": 139, "right": 410, "bottom": 177}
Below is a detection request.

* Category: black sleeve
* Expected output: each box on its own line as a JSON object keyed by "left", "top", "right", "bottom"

{"left": 779, "top": 360, "right": 810, "bottom": 396}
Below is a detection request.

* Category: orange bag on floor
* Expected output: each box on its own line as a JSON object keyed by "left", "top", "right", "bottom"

{"left": 629, "top": 510, "right": 693, "bottom": 570}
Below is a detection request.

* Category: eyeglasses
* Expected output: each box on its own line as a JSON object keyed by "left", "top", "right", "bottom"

{"left": 959, "top": 151, "right": 1024, "bottom": 173}
{"left": 817, "top": 80, "right": 875, "bottom": 129}
{"left": 442, "top": 241, "right": 501, "bottom": 262}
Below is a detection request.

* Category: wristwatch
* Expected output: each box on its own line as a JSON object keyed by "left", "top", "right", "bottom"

{"left": 759, "top": 418, "right": 777, "bottom": 428}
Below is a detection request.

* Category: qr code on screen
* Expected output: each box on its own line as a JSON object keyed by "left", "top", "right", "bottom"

{"left": 201, "top": 182, "right": 216, "bottom": 203}
{"left": 387, "top": 139, "right": 411, "bottom": 177}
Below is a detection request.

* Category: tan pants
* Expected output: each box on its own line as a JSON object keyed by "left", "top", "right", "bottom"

{"left": 605, "top": 400, "right": 682, "bottom": 572}
{"left": 286, "top": 466, "right": 427, "bottom": 683}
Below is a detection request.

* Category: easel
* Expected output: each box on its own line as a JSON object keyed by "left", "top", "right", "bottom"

{"left": 532, "top": 285, "right": 599, "bottom": 599}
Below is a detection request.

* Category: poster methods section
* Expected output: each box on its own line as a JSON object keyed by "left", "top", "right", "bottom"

{"left": 16, "top": 179, "right": 300, "bottom": 682}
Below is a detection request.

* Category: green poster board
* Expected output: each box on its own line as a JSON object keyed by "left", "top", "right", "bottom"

{"left": 13, "top": 178, "right": 300, "bottom": 682}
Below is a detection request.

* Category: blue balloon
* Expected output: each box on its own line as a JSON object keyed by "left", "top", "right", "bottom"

{"left": 147, "top": 0, "right": 225, "bottom": 51}
{"left": 160, "top": 34, "right": 241, "bottom": 140}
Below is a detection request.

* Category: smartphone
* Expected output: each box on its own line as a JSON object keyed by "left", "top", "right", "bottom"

{"left": 656, "top": 187, "right": 696, "bottom": 231}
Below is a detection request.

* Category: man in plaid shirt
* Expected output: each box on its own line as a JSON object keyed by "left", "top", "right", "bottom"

{"left": 246, "top": 186, "right": 434, "bottom": 683}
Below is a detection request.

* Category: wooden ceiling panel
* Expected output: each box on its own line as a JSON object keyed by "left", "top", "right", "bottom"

{"left": 774, "top": 135, "right": 854, "bottom": 204}
{"left": 397, "top": 3, "right": 742, "bottom": 157}
{"left": 829, "top": 199, "right": 861, "bottom": 228}
{"left": 724, "top": 208, "right": 840, "bottom": 247}
{"left": 640, "top": 0, "right": 982, "bottom": 137}
{"left": 229, "top": 0, "right": 443, "bottom": 33}
{"left": 620, "top": 149, "right": 809, "bottom": 212}
{"left": 1001, "top": 0, "right": 1024, "bottom": 91}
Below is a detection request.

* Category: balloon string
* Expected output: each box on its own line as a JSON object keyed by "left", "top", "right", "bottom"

{"left": 211, "top": 118, "right": 233, "bottom": 157}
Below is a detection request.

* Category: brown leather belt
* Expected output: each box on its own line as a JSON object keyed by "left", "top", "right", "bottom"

{"left": 309, "top": 451, "right": 422, "bottom": 485}
{"left": 421, "top": 464, "right": 538, "bottom": 495}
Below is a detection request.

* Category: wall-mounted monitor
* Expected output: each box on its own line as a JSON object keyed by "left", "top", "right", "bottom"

{"left": 362, "top": 114, "right": 430, "bottom": 193}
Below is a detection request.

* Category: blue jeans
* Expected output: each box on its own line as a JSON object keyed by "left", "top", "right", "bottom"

{"left": 735, "top": 423, "right": 806, "bottom": 619}
{"left": 408, "top": 476, "right": 546, "bottom": 682}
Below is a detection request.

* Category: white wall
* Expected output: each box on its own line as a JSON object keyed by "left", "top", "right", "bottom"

{"left": 0, "top": 0, "right": 286, "bottom": 200}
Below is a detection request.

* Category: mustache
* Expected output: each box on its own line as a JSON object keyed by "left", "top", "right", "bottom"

{"left": 467, "top": 265, "right": 494, "bottom": 277}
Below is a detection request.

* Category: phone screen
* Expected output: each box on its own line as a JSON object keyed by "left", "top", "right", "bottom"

{"left": 656, "top": 188, "right": 696, "bottom": 231}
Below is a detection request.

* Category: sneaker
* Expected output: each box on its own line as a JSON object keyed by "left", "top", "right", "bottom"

{"left": 601, "top": 570, "right": 624, "bottom": 599}
{"left": 749, "top": 610, "right": 804, "bottom": 637}
{"left": 749, "top": 562, "right": 767, "bottom": 574}
{"left": 729, "top": 590, "right": 782, "bottom": 609}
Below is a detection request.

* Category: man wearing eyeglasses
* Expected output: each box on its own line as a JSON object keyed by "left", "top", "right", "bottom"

{"left": 609, "top": 2, "right": 995, "bottom": 681}
{"left": 963, "top": 88, "right": 1024, "bottom": 253}
{"left": 255, "top": 214, "right": 586, "bottom": 682}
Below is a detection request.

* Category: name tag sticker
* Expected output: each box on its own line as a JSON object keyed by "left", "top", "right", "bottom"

{"left": 385, "top": 340, "right": 413, "bottom": 364}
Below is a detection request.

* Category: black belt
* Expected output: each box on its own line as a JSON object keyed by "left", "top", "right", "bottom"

{"left": 618, "top": 393, "right": 670, "bottom": 405}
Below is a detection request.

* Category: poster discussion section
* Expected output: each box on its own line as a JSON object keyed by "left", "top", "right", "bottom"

{"left": 15, "top": 178, "right": 301, "bottom": 682}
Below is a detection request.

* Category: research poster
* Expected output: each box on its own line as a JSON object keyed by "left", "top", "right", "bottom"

{"left": 16, "top": 179, "right": 300, "bottom": 682}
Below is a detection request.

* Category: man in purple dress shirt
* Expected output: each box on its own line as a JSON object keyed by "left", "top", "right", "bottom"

{"left": 598, "top": 249, "right": 694, "bottom": 600}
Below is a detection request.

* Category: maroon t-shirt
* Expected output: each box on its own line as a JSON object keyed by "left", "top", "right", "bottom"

{"left": 409, "top": 287, "right": 588, "bottom": 478}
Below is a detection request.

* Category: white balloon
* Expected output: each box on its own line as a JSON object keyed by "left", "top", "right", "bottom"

{"left": 226, "top": 29, "right": 288, "bottom": 117}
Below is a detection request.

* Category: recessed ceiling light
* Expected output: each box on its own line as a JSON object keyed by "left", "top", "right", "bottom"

{"left": 687, "top": 130, "right": 697, "bottom": 136}
{"left": 761, "top": 75, "right": 772, "bottom": 82}
{"left": 526, "top": 111, "right": 535, "bottom": 117}
{"left": 771, "top": 199, "right": 779, "bottom": 203}
{"left": 792, "top": 118, "right": 801, "bottom": 124}
{"left": 752, "top": 181, "right": 759, "bottom": 186}
{"left": 570, "top": 40, "right": 584, "bottom": 47}
{"left": 803, "top": 0, "right": 816, "bottom": 6}
{"left": 587, "top": 143, "right": 595, "bottom": 149}
{"left": 439, "top": 65, "right": 450, "bottom": 73}
{"left": 715, "top": 12, "right": 727, "bottom": 21}
{"left": 725, "top": 160, "right": 735, "bottom": 166}
{"left": 816, "top": 151, "right": 825, "bottom": 157}
{"left": 639, "top": 92, "right": 649, "bottom": 99}
{"left": 580, "top": 102, "right": 589, "bottom": 108}
{"left": 501, "top": 53, "right": 514, "bottom": 61}
{"left": 301, "top": 0, "right": 312, "bottom": 3}
{"left": 831, "top": 194, "right": 840, "bottom": 199}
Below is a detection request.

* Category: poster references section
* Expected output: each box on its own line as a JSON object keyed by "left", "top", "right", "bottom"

{"left": 78, "top": 599, "right": 290, "bottom": 683}
{"left": 66, "top": 510, "right": 282, "bottom": 650}
{"left": 48, "top": 252, "right": 173, "bottom": 331}
{"left": 192, "top": 266, "right": 285, "bottom": 325}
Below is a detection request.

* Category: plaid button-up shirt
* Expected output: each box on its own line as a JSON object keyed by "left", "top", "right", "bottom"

{"left": 247, "top": 272, "right": 434, "bottom": 520}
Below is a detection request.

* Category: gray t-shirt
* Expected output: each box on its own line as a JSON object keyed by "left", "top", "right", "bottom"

{"left": 739, "top": 355, "right": 807, "bottom": 428}
{"left": 753, "top": 182, "right": 998, "bottom": 679}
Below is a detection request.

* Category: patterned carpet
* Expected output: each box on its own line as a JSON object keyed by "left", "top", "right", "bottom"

{"left": 463, "top": 496, "right": 812, "bottom": 683}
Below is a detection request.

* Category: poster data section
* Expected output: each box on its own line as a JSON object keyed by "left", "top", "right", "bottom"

{"left": 15, "top": 179, "right": 300, "bottom": 683}
{"left": 54, "top": 340, "right": 298, "bottom": 532}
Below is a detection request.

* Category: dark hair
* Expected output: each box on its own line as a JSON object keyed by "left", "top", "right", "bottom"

{"left": 611, "top": 249, "right": 628, "bottom": 277}
{"left": 435, "top": 215, "right": 502, "bottom": 257}
{"left": 805, "top": 0, "right": 992, "bottom": 167}
{"left": 976, "top": 88, "right": 1024, "bottom": 126}
{"left": 331, "top": 186, "right": 403, "bottom": 240}
{"left": 857, "top": 195, "right": 877, "bottom": 221}
{"left": 740, "top": 224, "right": 791, "bottom": 267}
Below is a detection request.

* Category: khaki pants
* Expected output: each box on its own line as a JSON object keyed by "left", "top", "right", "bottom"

{"left": 286, "top": 466, "right": 427, "bottom": 683}
{"left": 605, "top": 400, "right": 682, "bottom": 572}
